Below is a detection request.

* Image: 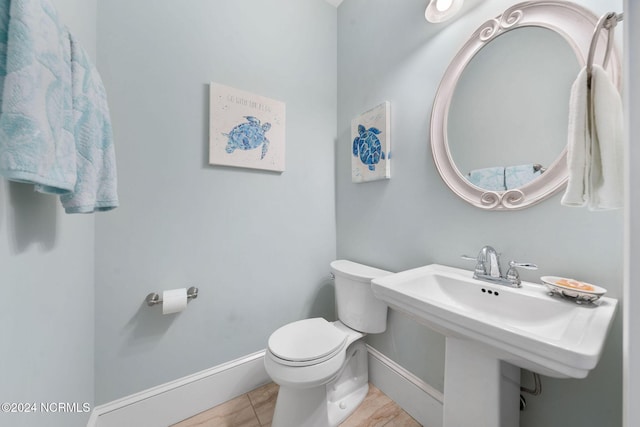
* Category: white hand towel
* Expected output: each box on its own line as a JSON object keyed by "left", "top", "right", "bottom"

{"left": 561, "top": 67, "right": 589, "bottom": 207}
{"left": 561, "top": 65, "right": 623, "bottom": 210}
{"left": 588, "top": 64, "right": 624, "bottom": 211}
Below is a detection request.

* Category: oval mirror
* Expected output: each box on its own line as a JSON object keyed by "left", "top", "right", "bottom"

{"left": 430, "top": 1, "right": 621, "bottom": 210}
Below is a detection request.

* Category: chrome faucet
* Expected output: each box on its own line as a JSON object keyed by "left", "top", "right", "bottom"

{"left": 462, "top": 246, "right": 537, "bottom": 288}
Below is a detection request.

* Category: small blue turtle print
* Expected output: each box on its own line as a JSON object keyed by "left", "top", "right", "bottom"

{"left": 353, "top": 124, "right": 385, "bottom": 171}
{"left": 223, "top": 116, "right": 271, "bottom": 160}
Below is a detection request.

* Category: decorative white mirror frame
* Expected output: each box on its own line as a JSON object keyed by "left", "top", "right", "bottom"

{"left": 430, "top": 1, "right": 622, "bottom": 210}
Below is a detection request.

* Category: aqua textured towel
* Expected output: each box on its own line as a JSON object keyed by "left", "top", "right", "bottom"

{"left": 0, "top": 0, "right": 75, "bottom": 193}
{"left": 0, "top": 0, "right": 118, "bottom": 213}
{"left": 59, "top": 34, "right": 118, "bottom": 213}
{"left": 468, "top": 166, "right": 505, "bottom": 191}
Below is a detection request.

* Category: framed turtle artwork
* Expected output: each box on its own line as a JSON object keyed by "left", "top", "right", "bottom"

{"left": 209, "top": 83, "right": 286, "bottom": 172}
{"left": 351, "top": 101, "right": 391, "bottom": 183}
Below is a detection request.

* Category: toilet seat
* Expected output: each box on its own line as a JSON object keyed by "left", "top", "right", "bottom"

{"left": 268, "top": 318, "right": 347, "bottom": 367}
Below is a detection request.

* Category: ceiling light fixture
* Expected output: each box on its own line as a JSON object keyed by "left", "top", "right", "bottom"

{"left": 425, "top": 0, "right": 464, "bottom": 23}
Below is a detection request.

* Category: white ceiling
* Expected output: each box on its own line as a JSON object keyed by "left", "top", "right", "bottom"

{"left": 324, "top": 0, "right": 344, "bottom": 7}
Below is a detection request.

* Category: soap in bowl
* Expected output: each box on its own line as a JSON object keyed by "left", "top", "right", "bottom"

{"left": 541, "top": 276, "right": 607, "bottom": 304}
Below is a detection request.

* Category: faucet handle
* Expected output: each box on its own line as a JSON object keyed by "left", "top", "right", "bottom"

{"left": 461, "top": 254, "right": 487, "bottom": 276}
{"left": 505, "top": 261, "right": 538, "bottom": 287}
{"left": 508, "top": 261, "right": 538, "bottom": 270}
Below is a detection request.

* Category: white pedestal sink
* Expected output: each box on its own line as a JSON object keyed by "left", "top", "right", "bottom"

{"left": 444, "top": 337, "right": 520, "bottom": 427}
{"left": 371, "top": 264, "right": 617, "bottom": 427}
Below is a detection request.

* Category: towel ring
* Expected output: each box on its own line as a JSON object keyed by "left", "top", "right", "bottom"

{"left": 586, "top": 12, "right": 623, "bottom": 88}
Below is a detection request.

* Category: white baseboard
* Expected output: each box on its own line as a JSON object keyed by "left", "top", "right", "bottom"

{"left": 88, "top": 346, "right": 443, "bottom": 427}
{"left": 367, "top": 345, "right": 444, "bottom": 427}
{"left": 87, "top": 350, "right": 270, "bottom": 427}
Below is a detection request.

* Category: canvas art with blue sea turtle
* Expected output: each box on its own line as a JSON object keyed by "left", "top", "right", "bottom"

{"left": 209, "top": 83, "right": 285, "bottom": 172}
{"left": 350, "top": 101, "right": 391, "bottom": 183}
{"left": 353, "top": 124, "right": 386, "bottom": 171}
{"left": 223, "top": 116, "right": 272, "bottom": 160}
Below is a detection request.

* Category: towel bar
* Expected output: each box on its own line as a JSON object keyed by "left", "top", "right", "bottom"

{"left": 146, "top": 286, "right": 199, "bottom": 307}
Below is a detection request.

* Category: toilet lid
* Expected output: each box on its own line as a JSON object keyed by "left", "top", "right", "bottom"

{"left": 268, "top": 318, "right": 347, "bottom": 364}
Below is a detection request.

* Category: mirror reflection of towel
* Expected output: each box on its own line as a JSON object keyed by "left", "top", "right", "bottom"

{"left": 505, "top": 164, "right": 541, "bottom": 190}
{"left": 468, "top": 167, "right": 505, "bottom": 191}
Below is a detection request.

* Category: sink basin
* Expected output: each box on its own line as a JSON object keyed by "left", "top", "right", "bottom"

{"left": 371, "top": 264, "right": 617, "bottom": 379}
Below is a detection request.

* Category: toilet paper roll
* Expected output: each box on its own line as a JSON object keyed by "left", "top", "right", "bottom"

{"left": 162, "top": 288, "right": 188, "bottom": 314}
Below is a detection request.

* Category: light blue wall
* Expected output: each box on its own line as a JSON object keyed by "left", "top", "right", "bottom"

{"left": 94, "top": 0, "right": 337, "bottom": 403}
{"left": 0, "top": 1, "right": 96, "bottom": 426}
{"left": 337, "top": 0, "right": 623, "bottom": 426}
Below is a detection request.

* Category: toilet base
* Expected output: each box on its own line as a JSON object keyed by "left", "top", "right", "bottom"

{"left": 271, "top": 340, "right": 369, "bottom": 427}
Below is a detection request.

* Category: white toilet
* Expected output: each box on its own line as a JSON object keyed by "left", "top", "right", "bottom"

{"left": 264, "top": 260, "right": 392, "bottom": 427}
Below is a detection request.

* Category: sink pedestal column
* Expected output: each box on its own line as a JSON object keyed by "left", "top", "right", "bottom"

{"left": 443, "top": 337, "right": 521, "bottom": 427}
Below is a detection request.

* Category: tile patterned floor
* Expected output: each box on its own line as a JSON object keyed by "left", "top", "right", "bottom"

{"left": 171, "top": 382, "right": 422, "bottom": 427}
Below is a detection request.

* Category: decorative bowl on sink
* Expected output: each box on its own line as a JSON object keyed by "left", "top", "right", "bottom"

{"left": 371, "top": 264, "right": 618, "bottom": 379}
{"left": 541, "top": 275, "right": 607, "bottom": 303}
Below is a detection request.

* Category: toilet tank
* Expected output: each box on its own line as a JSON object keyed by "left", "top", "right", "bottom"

{"left": 330, "top": 260, "right": 393, "bottom": 334}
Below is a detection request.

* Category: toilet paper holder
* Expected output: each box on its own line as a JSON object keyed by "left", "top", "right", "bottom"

{"left": 146, "top": 286, "right": 199, "bottom": 307}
